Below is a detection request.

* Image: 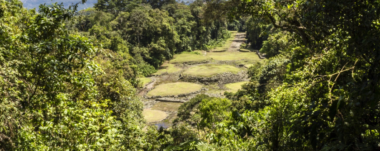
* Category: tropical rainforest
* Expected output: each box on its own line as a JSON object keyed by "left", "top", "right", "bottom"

{"left": 1, "top": 0, "right": 380, "bottom": 150}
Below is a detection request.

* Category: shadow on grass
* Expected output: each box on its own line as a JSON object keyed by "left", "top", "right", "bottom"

{"left": 239, "top": 48, "right": 257, "bottom": 52}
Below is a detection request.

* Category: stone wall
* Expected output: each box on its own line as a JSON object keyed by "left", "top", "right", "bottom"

{"left": 181, "top": 71, "right": 248, "bottom": 85}
{"left": 256, "top": 50, "right": 266, "bottom": 59}
{"left": 144, "top": 88, "right": 206, "bottom": 99}
{"left": 171, "top": 60, "right": 210, "bottom": 66}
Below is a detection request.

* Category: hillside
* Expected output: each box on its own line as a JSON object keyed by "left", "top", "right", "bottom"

{"left": 139, "top": 32, "right": 261, "bottom": 128}
{"left": 1, "top": 0, "right": 380, "bottom": 150}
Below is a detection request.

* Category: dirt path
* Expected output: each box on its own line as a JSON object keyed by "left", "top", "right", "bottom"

{"left": 228, "top": 32, "right": 246, "bottom": 52}
{"left": 145, "top": 77, "right": 156, "bottom": 89}
{"left": 138, "top": 77, "right": 156, "bottom": 97}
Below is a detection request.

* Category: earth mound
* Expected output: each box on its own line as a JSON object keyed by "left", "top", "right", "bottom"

{"left": 146, "top": 82, "right": 203, "bottom": 98}
{"left": 142, "top": 109, "right": 168, "bottom": 123}
{"left": 181, "top": 64, "right": 246, "bottom": 84}
{"left": 182, "top": 64, "right": 240, "bottom": 77}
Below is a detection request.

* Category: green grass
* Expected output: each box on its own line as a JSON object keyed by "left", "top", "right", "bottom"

{"left": 210, "top": 31, "right": 238, "bottom": 52}
{"left": 239, "top": 48, "right": 255, "bottom": 52}
{"left": 142, "top": 109, "right": 168, "bottom": 123}
{"left": 153, "top": 64, "right": 182, "bottom": 75}
{"left": 151, "top": 102, "right": 183, "bottom": 112}
{"left": 225, "top": 81, "right": 248, "bottom": 92}
{"left": 146, "top": 82, "right": 203, "bottom": 97}
{"left": 208, "top": 51, "right": 261, "bottom": 62}
{"left": 138, "top": 78, "right": 152, "bottom": 88}
{"left": 171, "top": 51, "right": 210, "bottom": 64}
{"left": 203, "top": 83, "right": 226, "bottom": 95}
{"left": 183, "top": 64, "right": 241, "bottom": 77}
{"left": 244, "top": 64, "right": 254, "bottom": 68}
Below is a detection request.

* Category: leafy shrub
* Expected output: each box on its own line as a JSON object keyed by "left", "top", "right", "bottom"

{"left": 174, "top": 94, "right": 211, "bottom": 125}
{"left": 240, "top": 42, "right": 247, "bottom": 48}
{"left": 138, "top": 63, "right": 157, "bottom": 76}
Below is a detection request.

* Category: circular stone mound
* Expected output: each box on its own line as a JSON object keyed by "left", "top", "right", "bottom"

{"left": 208, "top": 52, "right": 260, "bottom": 61}
{"left": 146, "top": 82, "right": 202, "bottom": 97}
{"left": 171, "top": 51, "right": 209, "bottom": 64}
{"left": 183, "top": 64, "right": 241, "bottom": 77}
{"left": 143, "top": 109, "right": 168, "bottom": 123}
{"left": 151, "top": 102, "right": 182, "bottom": 112}
{"left": 154, "top": 64, "right": 182, "bottom": 75}
{"left": 225, "top": 81, "right": 248, "bottom": 92}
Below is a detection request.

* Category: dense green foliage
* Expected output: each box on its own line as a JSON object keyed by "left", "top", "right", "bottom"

{"left": 0, "top": 0, "right": 168, "bottom": 150}
{"left": 2, "top": 0, "right": 380, "bottom": 150}
{"left": 169, "top": 0, "right": 380, "bottom": 150}
{"left": 73, "top": 0, "right": 231, "bottom": 71}
{"left": 0, "top": 0, "right": 235, "bottom": 149}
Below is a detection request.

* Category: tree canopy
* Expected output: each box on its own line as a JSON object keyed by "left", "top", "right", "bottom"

{"left": 2, "top": 0, "right": 380, "bottom": 150}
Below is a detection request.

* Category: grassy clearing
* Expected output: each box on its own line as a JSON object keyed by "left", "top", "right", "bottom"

{"left": 171, "top": 51, "right": 209, "bottom": 64}
{"left": 183, "top": 64, "right": 241, "bottom": 77}
{"left": 208, "top": 51, "right": 261, "bottom": 62}
{"left": 225, "top": 81, "right": 248, "bottom": 92}
{"left": 154, "top": 64, "right": 182, "bottom": 75}
{"left": 138, "top": 78, "right": 152, "bottom": 88}
{"left": 244, "top": 64, "right": 254, "bottom": 68}
{"left": 210, "top": 31, "right": 238, "bottom": 52}
{"left": 151, "top": 102, "right": 182, "bottom": 112}
{"left": 146, "top": 82, "right": 202, "bottom": 97}
{"left": 143, "top": 109, "right": 168, "bottom": 123}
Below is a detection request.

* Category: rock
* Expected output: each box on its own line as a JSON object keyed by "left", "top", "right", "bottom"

{"left": 181, "top": 71, "right": 248, "bottom": 84}
{"left": 156, "top": 98, "right": 185, "bottom": 103}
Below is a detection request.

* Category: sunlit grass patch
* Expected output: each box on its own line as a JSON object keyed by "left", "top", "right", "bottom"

{"left": 151, "top": 102, "right": 182, "bottom": 112}
{"left": 171, "top": 51, "right": 210, "bottom": 64}
{"left": 210, "top": 31, "right": 238, "bottom": 52}
{"left": 244, "top": 64, "right": 254, "bottom": 68}
{"left": 143, "top": 109, "right": 168, "bottom": 123}
{"left": 146, "top": 82, "right": 202, "bottom": 97}
{"left": 138, "top": 77, "right": 152, "bottom": 88}
{"left": 154, "top": 64, "right": 182, "bottom": 75}
{"left": 208, "top": 51, "right": 261, "bottom": 62}
{"left": 183, "top": 64, "right": 241, "bottom": 77}
{"left": 225, "top": 81, "right": 248, "bottom": 92}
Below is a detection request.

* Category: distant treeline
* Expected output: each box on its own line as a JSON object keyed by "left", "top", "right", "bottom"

{"left": 67, "top": 0, "right": 245, "bottom": 83}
